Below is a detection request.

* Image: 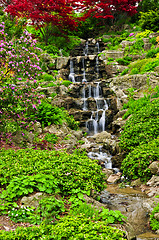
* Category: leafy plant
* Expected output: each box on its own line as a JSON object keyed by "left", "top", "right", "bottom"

{"left": 150, "top": 200, "right": 159, "bottom": 231}
{"left": 120, "top": 68, "right": 129, "bottom": 76}
{"left": 61, "top": 80, "right": 72, "bottom": 87}
{"left": 121, "top": 139, "right": 159, "bottom": 181}
{"left": 44, "top": 133, "right": 58, "bottom": 144}
{"left": 120, "top": 98, "right": 159, "bottom": 150}
{"left": 139, "top": 10, "right": 159, "bottom": 31}
{"left": 146, "top": 47, "right": 159, "bottom": 58}
{"left": 116, "top": 56, "right": 132, "bottom": 66}
{"left": 42, "top": 73, "right": 55, "bottom": 82}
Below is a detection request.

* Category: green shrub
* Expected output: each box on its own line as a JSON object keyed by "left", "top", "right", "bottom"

{"left": 0, "top": 148, "right": 105, "bottom": 196}
{"left": 44, "top": 133, "right": 58, "bottom": 144}
{"left": 130, "top": 67, "right": 139, "bottom": 74}
{"left": 116, "top": 56, "right": 132, "bottom": 66}
{"left": 121, "top": 139, "right": 159, "bottom": 181}
{"left": 150, "top": 199, "right": 159, "bottom": 231}
{"left": 0, "top": 214, "right": 127, "bottom": 239}
{"left": 120, "top": 68, "right": 129, "bottom": 76}
{"left": 146, "top": 47, "right": 159, "bottom": 58}
{"left": 136, "top": 29, "right": 152, "bottom": 39}
{"left": 120, "top": 98, "right": 159, "bottom": 151}
{"left": 143, "top": 59, "right": 159, "bottom": 72}
{"left": 62, "top": 80, "right": 72, "bottom": 87}
{"left": 129, "top": 58, "right": 157, "bottom": 74}
{"left": 42, "top": 73, "right": 55, "bottom": 82}
{"left": 139, "top": 10, "right": 159, "bottom": 31}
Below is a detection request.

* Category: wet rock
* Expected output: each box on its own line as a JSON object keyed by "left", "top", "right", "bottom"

{"left": 102, "top": 168, "right": 114, "bottom": 180}
{"left": 148, "top": 161, "right": 159, "bottom": 175}
{"left": 93, "top": 131, "right": 111, "bottom": 143}
{"left": 71, "top": 130, "right": 83, "bottom": 140}
{"left": 131, "top": 179, "right": 142, "bottom": 187}
{"left": 83, "top": 194, "right": 109, "bottom": 209}
{"left": 111, "top": 118, "right": 127, "bottom": 133}
{"left": 147, "top": 176, "right": 159, "bottom": 187}
{"left": 107, "top": 172, "right": 122, "bottom": 184}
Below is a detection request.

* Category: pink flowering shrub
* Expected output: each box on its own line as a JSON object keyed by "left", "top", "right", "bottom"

{"left": 0, "top": 21, "right": 44, "bottom": 135}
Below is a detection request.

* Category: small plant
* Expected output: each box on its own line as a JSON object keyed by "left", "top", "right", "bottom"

{"left": 62, "top": 80, "right": 72, "bottom": 87}
{"left": 42, "top": 73, "right": 55, "bottom": 82}
{"left": 44, "top": 133, "right": 58, "bottom": 144}
{"left": 150, "top": 200, "right": 159, "bottom": 231}
{"left": 120, "top": 68, "right": 129, "bottom": 76}
{"left": 130, "top": 67, "right": 139, "bottom": 75}
{"left": 8, "top": 206, "right": 35, "bottom": 223}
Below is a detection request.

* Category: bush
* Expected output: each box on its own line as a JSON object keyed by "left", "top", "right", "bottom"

{"left": 0, "top": 214, "right": 127, "bottom": 239}
{"left": 121, "top": 139, "right": 159, "bottom": 181}
{"left": 42, "top": 73, "right": 55, "bottom": 82}
{"left": 120, "top": 68, "right": 129, "bottom": 76}
{"left": 116, "top": 56, "right": 132, "bottom": 66}
{"left": 136, "top": 29, "right": 152, "bottom": 39}
{"left": 150, "top": 200, "right": 159, "bottom": 231}
{"left": 139, "top": 10, "right": 159, "bottom": 32}
{"left": 62, "top": 80, "right": 72, "bottom": 87}
{"left": 120, "top": 98, "right": 159, "bottom": 151}
{"left": 129, "top": 58, "right": 158, "bottom": 74}
{"left": 146, "top": 47, "right": 159, "bottom": 58}
{"left": 0, "top": 148, "right": 105, "bottom": 196}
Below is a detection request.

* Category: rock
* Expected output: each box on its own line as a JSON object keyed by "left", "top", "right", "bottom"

{"left": 154, "top": 213, "right": 159, "bottom": 221}
{"left": 104, "top": 139, "right": 120, "bottom": 155}
{"left": 148, "top": 161, "right": 159, "bottom": 175}
{"left": 102, "top": 168, "right": 114, "bottom": 180}
{"left": 121, "top": 40, "right": 135, "bottom": 49}
{"left": 83, "top": 194, "right": 108, "bottom": 209}
{"left": 147, "top": 176, "right": 159, "bottom": 187}
{"left": 131, "top": 179, "right": 142, "bottom": 187}
{"left": 71, "top": 130, "right": 83, "bottom": 140}
{"left": 59, "top": 85, "right": 68, "bottom": 95}
{"left": 107, "top": 172, "right": 122, "bottom": 184}
{"left": 56, "top": 57, "right": 69, "bottom": 69}
{"left": 149, "top": 32, "right": 159, "bottom": 38}
{"left": 99, "top": 50, "right": 124, "bottom": 61}
{"left": 21, "top": 192, "right": 48, "bottom": 208}
{"left": 111, "top": 118, "right": 127, "bottom": 133}
{"left": 142, "top": 198, "right": 159, "bottom": 213}
{"left": 93, "top": 131, "right": 111, "bottom": 143}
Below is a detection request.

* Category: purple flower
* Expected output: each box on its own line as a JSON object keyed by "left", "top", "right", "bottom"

{"left": 129, "top": 33, "right": 134, "bottom": 37}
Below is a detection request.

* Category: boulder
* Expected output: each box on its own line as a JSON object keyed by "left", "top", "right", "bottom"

{"left": 107, "top": 172, "right": 122, "bottom": 184}
{"left": 56, "top": 57, "right": 69, "bottom": 69}
{"left": 148, "top": 161, "right": 159, "bottom": 175}
{"left": 102, "top": 168, "right": 114, "bottom": 180}
{"left": 93, "top": 131, "right": 111, "bottom": 143}
{"left": 147, "top": 176, "right": 159, "bottom": 187}
{"left": 21, "top": 192, "right": 48, "bottom": 209}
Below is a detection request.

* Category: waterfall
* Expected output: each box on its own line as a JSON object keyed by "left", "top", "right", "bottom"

{"left": 68, "top": 59, "right": 75, "bottom": 83}
{"left": 68, "top": 40, "right": 113, "bottom": 169}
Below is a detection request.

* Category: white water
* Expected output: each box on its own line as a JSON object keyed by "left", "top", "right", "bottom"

{"left": 68, "top": 59, "right": 75, "bottom": 83}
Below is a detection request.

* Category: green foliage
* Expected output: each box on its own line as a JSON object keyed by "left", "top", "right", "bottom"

{"left": 120, "top": 98, "right": 159, "bottom": 151}
{"left": 146, "top": 47, "right": 159, "bottom": 58}
{"left": 0, "top": 148, "right": 105, "bottom": 197}
{"left": 44, "top": 133, "right": 58, "bottom": 144}
{"left": 125, "top": 39, "right": 144, "bottom": 55}
{"left": 130, "top": 67, "right": 139, "bottom": 74}
{"left": 0, "top": 214, "right": 127, "bottom": 239}
{"left": 116, "top": 56, "right": 132, "bottom": 66}
{"left": 42, "top": 73, "right": 55, "bottom": 82}
{"left": 120, "top": 68, "right": 129, "bottom": 76}
{"left": 121, "top": 139, "right": 159, "bottom": 181}
{"left": 136, "top": 29, "right": 152, "bottom": 39}
{"left": 150, "top": 200, "right": 159, "bottom": 231}
{"left": 37, "top": 196, "right": 65, "bottom": 221}
{"left": 61, "top": 80, "right": 72, "bottom": 87}
{"left": 129, "top": 58, "right": 159, "bottom": 74}
{"left": 0, "top": 9, "right": 26, "bottom": 40}
{"left": 29, "top": 100, "right": 78, "bottom": 129}
{"left": 30, "top": 101, "right": 64, "bottom": 127}
{"left": 8, "top": 206, "right": 35, "bottom": 223}
{"left": 139, "top": 10, "right": 159, "bottom": 32}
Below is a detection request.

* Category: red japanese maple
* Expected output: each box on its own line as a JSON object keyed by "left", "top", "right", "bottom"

{"left": 6, "top": 0, "right": 79, "bottom": 43}
{"left": 5, "top": 0, "right": 139, "bottom": 42}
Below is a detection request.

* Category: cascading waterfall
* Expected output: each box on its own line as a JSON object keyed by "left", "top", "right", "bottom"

{"left": 68, "top": 59, "right": 75, "bottom": 83}
{"left": 68, "top": 40, "right": 113, "bottom": 169}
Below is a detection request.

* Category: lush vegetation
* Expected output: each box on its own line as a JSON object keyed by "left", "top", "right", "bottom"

{"left": 1, "top": 0, "right": 159, "bottom": 237}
